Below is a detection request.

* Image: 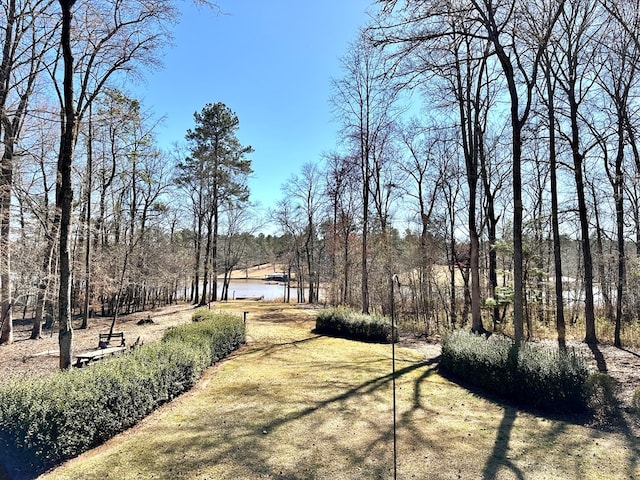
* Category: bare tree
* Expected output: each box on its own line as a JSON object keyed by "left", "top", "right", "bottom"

{"left": 374, "top": 0, "right": 565, "bottom": 342}
{"left": 538, "top": 37, "right": 567, "bottom": 348}
{"left": 107, "top": 96, "right": 169, "bottom": 333}
{"left": 174, "top": 146, "right": 206, "bottom": 304}
{"left": 281, "top": 162, "right": 325, "bottom": 303}
{"left": 54, "top": 0, "right": 176, "bottom": 368}
{"left": 591, "top": 6, "right": 640, "bottom": 346}
{"left": 0, "top": 0, "right": 56, "bottom": 344}
{"left": 218, "top": 204, "right": 260, "bottom": 301}
{"left": 272, "top": 196, "right": 306, "bottom": 303}
{"left": 331, "top": 30, "right": 399, "bottom": 314}
{"left": 441, "top": 156, "right": 465, "bottom": 328}
{"left": 450, "top": 24, "right": 494, "bottom": 334}
{"left": 397, "top": 120, "right": 445, "bottom": 328}
{"left": 549, "top": 0, "right": 603, "bottom": 345}
{"left": 372, "top": 1, "right": 500, "bottom": 333}
{"left": 324, "top": 152, "right": 361, "bottom": 305}
{"left": 468, "top": 0, "right": 566, "bottom": 343}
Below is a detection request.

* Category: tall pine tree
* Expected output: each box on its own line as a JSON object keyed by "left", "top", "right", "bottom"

{"left": 176, "top": 102, "right": 253, "bottom": 305}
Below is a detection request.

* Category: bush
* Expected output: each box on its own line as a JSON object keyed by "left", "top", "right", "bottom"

{"left": 165, "top": 310, "right": 246, "bottom": 364}
{"left": 586, "top": 372, "right": 619, "bottom": 420}
{"left": 0, "top": 310, "right": 245, "bottom": 476}
{"left": 440, "top": 330, "right": 589, "bottom": 412}
{"left": 315, "top": 307, "right": 398, "bottom": 343}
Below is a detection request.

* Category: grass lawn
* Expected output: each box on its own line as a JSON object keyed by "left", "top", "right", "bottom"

{"left": 40, "top": 303, "right": 639, "bottom": 479}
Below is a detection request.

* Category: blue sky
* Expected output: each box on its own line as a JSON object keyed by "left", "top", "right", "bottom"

{"left": 134, "top": 1, "right": 374, "bottom": 215}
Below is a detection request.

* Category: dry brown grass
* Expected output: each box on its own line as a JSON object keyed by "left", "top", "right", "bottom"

{"left": 226, "top": 263, "right": 287, "bottom": 279}
{"left": 37, "top": 303, "right": 640, "bottom": 480}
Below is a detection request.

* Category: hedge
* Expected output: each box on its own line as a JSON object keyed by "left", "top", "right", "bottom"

{"left": 315, "top": 307, "right": 398, "bottom": 343}
{"left": 0, "top": 310, "right": 245, "bottom": 477}
{"left": 440, "top": 329, "right": 590, "bottom": 412}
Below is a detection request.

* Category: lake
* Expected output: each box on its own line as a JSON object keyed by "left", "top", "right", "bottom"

{"left": 217, "top": 279, "right": 309, "bottom": 301}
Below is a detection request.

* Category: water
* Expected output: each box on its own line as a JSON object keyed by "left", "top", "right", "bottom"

{"left": 218, "top": 279, "right": 298, "bottom": 301}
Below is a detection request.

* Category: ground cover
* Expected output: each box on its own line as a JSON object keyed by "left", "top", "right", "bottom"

{"left": 33, "top": 303, "right": 639, "bottom": 480}
{"left": 0, "top": 304, "right": 197, "bottom": 381}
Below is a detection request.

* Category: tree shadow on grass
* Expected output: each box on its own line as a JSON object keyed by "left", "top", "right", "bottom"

{"left": 155, "top": 356, "right": 439, "bottom": 480}
{"left": 233, "top": 334, "right": 324, "bottom": 359}
{"left": 440, "top": 343, "right": 639, "bottom": 480}
{"left": 260, "top": 359, "right": 434, "bottom": 431}
{"left": 586, "top": 342, "right": 640, "bottom": 477}
{"left": 250, "top": 356, "right": 441, "bottom": 478}
{"left": 481, "top": 406, "right": 525, "bottom": 480}
{"left": 410, "top": 356, "right": 440, "bottom": 410}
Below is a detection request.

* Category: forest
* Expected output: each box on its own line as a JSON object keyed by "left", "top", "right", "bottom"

{"left": 2, "top": 0, "right": 640, "bottom": 369}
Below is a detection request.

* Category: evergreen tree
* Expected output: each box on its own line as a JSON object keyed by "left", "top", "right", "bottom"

{"left": 176, "top": 102, "right": 253, "bottom": 305}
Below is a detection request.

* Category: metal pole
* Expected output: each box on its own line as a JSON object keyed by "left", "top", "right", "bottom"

{"left": 391, "top": 274, "right": 398, "bottom": 480}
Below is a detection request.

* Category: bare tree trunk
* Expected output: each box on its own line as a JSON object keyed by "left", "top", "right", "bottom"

{"left": 192, "top": 212, "right": 202, "bottom": 304}
{"left": 449, "top": 232, "right": 457, "bottom": 328}
{"left": 0, "top": 134, "right": 13, "bottom": 344}
{"left": 199, "top": 214, "right": 212, "bottom": 306}
{"left": 81, "top": 107, "right": 93, "bottom": 329}
{"left": 469, "top": 229, "right": 482, "bottom": 332}
{"left": 57, "top": 0, "right": 78, "bottom": 369}
{"left": 480, "top": 162, "right": 500, "bottom": 330}
{"left": 211, "top": 195, "right": 219, "bottom": 302}
{"left": 361, "top": 170, "right": 370, "bottom": 314}
{"left": 0, "top": 0, "right": 52, "bottom": 343}
{"left": 451, "top": 33, "right": 489, "bottom": 334}
{"left": 305, "top": 224, "right": 315, "bottom": 304}
{"left": 614, "top": 146, "right": 625, "bottom": 347}
{"left": 32, "top": 218, "right": 59, "bottom": 339}
{"left": 591, "top": 183, "right": 613, "bottom": 321}
{"left": 343, "top": 224, "right": 349, "bottom": 304}
{"left": 568, "top": 95, "right": 597, "bottom": 344}
{"left": 443, "top": 177, "right": 460, "bottom": 328}
{"left": 544, "top": 60, "right": 566, "bottom": 349}
{"left": 109, "top": 245, "right": 132, "bottom": 335}
{"left": 481, "top": 1, "right": 566, "bottom": 343}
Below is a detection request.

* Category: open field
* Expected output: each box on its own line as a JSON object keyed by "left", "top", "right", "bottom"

{"left": 29, "top": 303, "right": 640, "bottom": 480}
{"left": 226, "top": 263, "right": 287, "bottom": 279}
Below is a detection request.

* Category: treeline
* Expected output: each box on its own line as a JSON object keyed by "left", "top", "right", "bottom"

{"left": 0, "top": 0, "right": 218, "bottom": 368}
{"left": 273, "top": 0, "right": 640, "bottom": 349}
{"left": 5, "top": 0, "right": 640, "bottom": 365}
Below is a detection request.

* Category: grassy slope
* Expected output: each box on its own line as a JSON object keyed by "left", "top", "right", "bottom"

{"left": 41, "top": 304, "right": 639, "bottom": 480}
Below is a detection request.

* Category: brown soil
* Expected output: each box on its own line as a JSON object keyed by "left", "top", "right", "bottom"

{"left": 0, "top": 303, "right": 196, "bottom": 380}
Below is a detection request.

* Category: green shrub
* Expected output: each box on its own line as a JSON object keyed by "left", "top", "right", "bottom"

{"left": 440, "top": 330, "right": 589, "bottom": 412}
{"left": 164, "top": 310, "right": 246, "bottom": 364}
{"left": 315, "top": 307, "right": 398, "bottom": 343}
{"left": 586, "top": 372, "right": 619, "bottom": 420}
{"left": 0, "top": 310, "right": 245, "bottom": 476}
